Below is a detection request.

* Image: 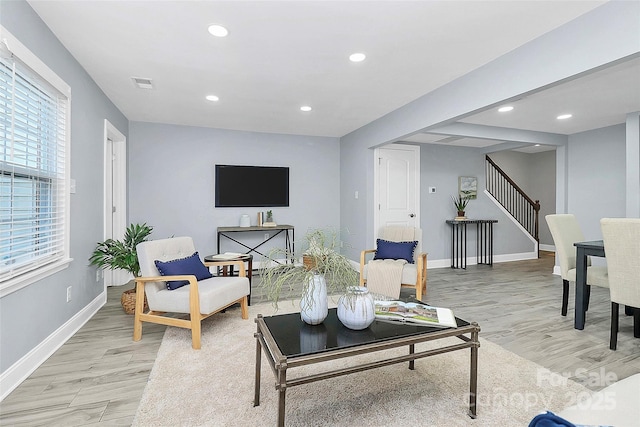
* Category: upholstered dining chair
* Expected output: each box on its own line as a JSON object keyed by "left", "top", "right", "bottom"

{"left": 134, "top": 236, "right": 249, "bottom": 349}
{"left": 545, "top": 214, "right": 608, "bottom": 316}
{"left": 600, "top": 218, "right": 640, "bottom": 350}
{"left": 359, "top": 226, "right": 427, "bottom": 300}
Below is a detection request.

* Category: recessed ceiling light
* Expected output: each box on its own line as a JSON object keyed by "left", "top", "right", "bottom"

{"left": 300, "top": 106, "right": 312, "bottom": 112}
{"left": 349, "top": 52, "right": 366, "bottom": 62}
{"left": 498, "top": 106, "right": 514, "bottom": 112}
{"left": 557, "top": 114, "right": 573, "bottom": 120}
{"left": 535, "top": 144, "right": 541, "bottom": 147}
{"left": 206, "top": 95, "right": 219, "bottom": 102}
{"left": 208, "top": 24, "right": 228, "bottom": 37}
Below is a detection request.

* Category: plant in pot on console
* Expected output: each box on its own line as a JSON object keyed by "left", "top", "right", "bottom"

{"left": 260, "top": 228, "right": 359, "bottom": 326}
{"left": 452, "top": 195, "right": 470, "bottom": 218}
{"left": 89, "top": 223, "right": 153, "bottom": 314}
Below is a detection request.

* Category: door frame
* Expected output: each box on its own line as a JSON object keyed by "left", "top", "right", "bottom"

{"left": 373, "top": 143, "right": 421, "bottom": 236}
{"left": 103, "top": 119, "right": 128, "bottom": 287}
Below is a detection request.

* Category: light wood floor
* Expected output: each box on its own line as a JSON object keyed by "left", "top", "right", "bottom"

{"left": 2, "top": 252, "right": 639, "bottom": 425}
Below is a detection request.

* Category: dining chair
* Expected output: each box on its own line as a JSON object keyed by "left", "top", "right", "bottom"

{"left": 359, "top": 226, "right": 427, "bottom": 300}
{"left": 134, "top": 236, "right": 250, "bottom": 349}
{"left": 545, "top": 214, "right": 608, "bottom": 316}
{"left": 600, "top": 218, "right": 640, "bottom": 350}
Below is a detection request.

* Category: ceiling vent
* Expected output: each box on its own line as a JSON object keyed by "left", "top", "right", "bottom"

{"left": 132, "top": 77, "right": 153, "bottom": 89}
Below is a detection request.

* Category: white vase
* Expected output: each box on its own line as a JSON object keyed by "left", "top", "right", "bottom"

{"left": 337, "top": 286, "right": 375, "bottom": 330}
{"left": 300, "top": 274, "right": 328, "bottom": 325}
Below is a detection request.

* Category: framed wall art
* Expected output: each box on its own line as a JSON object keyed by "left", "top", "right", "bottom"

{"left": 459, "top": 176, "right": 477, "bottom": 199}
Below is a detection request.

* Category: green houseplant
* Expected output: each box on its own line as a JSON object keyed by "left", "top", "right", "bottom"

{"left": 89, "top": 223, "right": 153, "bottom": 314}
{"left": 452, "top": 195, "right": 470, "bottom": 218}
{"left": 260, "top": 228, "right": 358, "bottom": 324}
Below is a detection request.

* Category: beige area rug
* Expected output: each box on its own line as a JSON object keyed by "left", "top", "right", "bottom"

{"left": 133, "top": 302, "right": 591, "bottom": 427}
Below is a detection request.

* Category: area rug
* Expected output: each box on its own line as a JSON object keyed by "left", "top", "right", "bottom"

{"left": 132, "top": 302, "right": 590, "bottom": 426}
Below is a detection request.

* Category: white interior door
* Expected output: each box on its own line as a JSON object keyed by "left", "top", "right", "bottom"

{"left": 375, "top": 144, "right": 420, "bottom": 232}
{"left": 104, "top": 120, "right": 128, "bottom": 287}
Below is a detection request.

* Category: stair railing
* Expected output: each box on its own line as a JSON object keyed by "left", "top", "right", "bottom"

{"left": 485, "top": 155, "right": 540, "bottom": 253}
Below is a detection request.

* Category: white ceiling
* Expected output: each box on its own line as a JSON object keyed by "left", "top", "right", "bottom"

{"left": 27, "top": 0, "right": 638, "bottom": 146}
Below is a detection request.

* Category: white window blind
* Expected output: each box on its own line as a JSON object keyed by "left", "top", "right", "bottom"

{"left": 0, "top": 32, "right": 70, "bottom": 286}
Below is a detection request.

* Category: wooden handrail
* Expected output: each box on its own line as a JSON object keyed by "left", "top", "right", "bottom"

{"left": 485, "top": 155, "right": 540, "bottom": 256}
{"left": 485, "top": 156, "right": 540, "bottom": 208}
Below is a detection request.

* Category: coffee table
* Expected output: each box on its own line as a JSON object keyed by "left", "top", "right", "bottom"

{"left": 253, "top": 308, "right": 480, "bottom": 426}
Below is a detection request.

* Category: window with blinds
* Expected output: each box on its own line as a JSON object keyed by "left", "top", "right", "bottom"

{"left": 0, "top": 28, "right": 70, "bottom": 289}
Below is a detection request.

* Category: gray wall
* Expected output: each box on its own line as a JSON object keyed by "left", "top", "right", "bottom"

{"left": 568, "top": 124, "right": 627, "bottom": 239}
{"left": 128, "top": 122, "right": 341, "bottom": 256}
{"left": 0, "top": 1, "right": 128, "bottom": 373}
{"left": 420, "top": 144, "right": 532, "bottom": 262}
{"left": 487, "top": 150, "right": 556, "bottom": 246}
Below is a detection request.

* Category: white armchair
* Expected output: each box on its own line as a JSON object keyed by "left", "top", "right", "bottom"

{"left": 545, "top": 214, "right": 608, "bottom": 316}
{"left": 133, "top": 236, "right": 249, "bottom": 349}
{"left": 359, "top": 226, "right": 427, "bottom": 300}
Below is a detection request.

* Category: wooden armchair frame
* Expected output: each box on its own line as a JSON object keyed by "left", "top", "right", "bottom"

{"left": 133, "top": 259, "right": 248, "bottom": 350}
{"left": 359, "top": 249, "right": 427, "bottom": 301}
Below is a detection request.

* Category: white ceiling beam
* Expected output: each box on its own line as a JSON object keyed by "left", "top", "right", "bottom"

{"left": 423, "top": 123, "right": 567, "bottom": 146}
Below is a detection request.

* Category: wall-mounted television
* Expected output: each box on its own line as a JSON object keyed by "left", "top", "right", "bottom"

{"left": 215, "top": 164, "right": 289, "bottom": 207}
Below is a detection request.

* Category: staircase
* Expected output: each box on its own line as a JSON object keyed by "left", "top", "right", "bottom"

{"left": 485, "top": 155, "right": 540, "bottom": 255}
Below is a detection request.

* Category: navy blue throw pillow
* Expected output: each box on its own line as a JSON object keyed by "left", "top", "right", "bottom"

{"left": 154, "top": 252, "right": 213, "bottom": 290}
{"left": 373, "top": 239, "right": 417, "bottom": 264}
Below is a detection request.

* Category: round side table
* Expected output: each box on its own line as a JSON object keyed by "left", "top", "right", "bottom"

{"left": 204, "top": 253, "right": 253, "bottom": 306}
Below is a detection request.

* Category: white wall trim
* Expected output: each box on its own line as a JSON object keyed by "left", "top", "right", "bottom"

{"left": 0, "top": 292, "right": 106, "bottom": 401}
{"left": 540, "top": 244, "right": 555, "bottom": 252}
{"left": 375, "top": 251, "right": 540, "bottom": 271}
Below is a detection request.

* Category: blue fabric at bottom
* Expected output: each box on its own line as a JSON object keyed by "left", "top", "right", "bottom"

{"left": 528, "top": 411, "right": 575, "bottom": 427}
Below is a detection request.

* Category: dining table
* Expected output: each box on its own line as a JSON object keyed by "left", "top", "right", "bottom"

{"left": 573, "top": 240, "right": 605, "bottom": 330}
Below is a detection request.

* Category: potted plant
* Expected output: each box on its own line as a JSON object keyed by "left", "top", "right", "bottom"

{"left": 260, "top": 228, "right": 358, "bottom": 325}
{"left": 89, "top": 223, "right": 153, "bottom": 314}
{"left": 452, "top": 195, "right": 470, "bottom": 218}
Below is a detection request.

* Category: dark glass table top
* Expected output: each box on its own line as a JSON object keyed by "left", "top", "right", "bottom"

{"left": 573, "top": 240, "right": 605, "bottom": 256}
{"left": 262, "top": 308, "right": 470, "bottom": 358}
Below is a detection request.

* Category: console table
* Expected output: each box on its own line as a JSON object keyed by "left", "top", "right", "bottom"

{"left": 217, "top": 224, "right": 294, "bottom": 263}
{"left": 445, "top": 219, "right": 497, "bottom": 269}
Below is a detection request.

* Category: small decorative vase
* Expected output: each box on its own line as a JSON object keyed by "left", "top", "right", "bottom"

{"left": 337, "top": 286, "right": 375, "bottom": 330}
{"left": 457, "top": 210, "right": 465, "bottom": 217}
{"left": 300, "top": 274, "right": 328, "bottom": 325}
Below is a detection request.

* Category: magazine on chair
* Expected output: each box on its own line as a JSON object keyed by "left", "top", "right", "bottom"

{"left": 374, "top": 300, "right": 457, "bottom": 328}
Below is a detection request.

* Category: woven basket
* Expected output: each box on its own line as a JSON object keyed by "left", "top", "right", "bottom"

{"left": 121, "top": 288, "right": 148, "bottom": 315}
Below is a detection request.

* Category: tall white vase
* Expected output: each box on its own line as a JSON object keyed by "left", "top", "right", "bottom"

{"left": 300, "top": 274, "right": 328, "bottom": 325}
{"left": 337, "top": 286, "right": 375, "bottom": 330}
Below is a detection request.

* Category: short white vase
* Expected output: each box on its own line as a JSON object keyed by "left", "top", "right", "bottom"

{"left": 337, "top": 286, "right": 375, "bottom": 330}
{"left": 300, "top": 274, "right": 328, "bottom": 325}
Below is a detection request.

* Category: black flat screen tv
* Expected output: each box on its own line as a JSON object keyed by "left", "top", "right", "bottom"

{"left": 215, "top": 164, "right": 289, "bottom": 207}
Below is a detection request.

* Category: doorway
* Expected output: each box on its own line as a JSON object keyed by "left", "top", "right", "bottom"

{"left": 103, "top": 120, "right": 128, "bottom": 287}
{"left": 374, "top": 144, "right": 420, "bottom": 233}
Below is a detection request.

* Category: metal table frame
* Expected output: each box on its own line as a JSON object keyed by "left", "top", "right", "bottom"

{"left": 217, "top": 224, "right": 294, "bottom": 263}
{"left": 253, "top": 311, "right": 480, "bottom": 426}
{"left": 446, "top": 219, "right": 497, "bottom": 269}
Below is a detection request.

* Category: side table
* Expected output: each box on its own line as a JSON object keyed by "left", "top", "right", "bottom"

{"left": 204, "top": 254, "right": 253, "bottom": 305}
{"left": 445, "top": 219, "right": 497, "bottom": 269}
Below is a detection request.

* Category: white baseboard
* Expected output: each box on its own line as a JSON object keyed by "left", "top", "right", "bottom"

{"left": 425, "top": 252, "right": 538, "bottom": 269}
{"left": 0, "top": 291, "right": 106, "bottom": 401}
{"left": 540, "top": 244, "right": 555, "bottom": 252}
